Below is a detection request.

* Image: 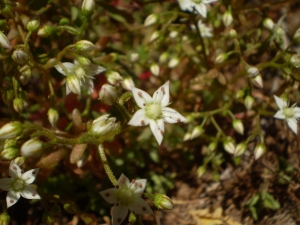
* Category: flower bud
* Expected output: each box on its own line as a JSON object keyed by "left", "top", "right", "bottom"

{"left": 251, "top": 75, "right": 263, "bottom": 89}
{"left": 293, "top": 28, "right": 300, "bottom": 41}
{"left": 245, "top": 95, "right": 254, "bottom": 110}
{"left": 247, "top": 67, "right": 259, "bottom": 78}
{"left": 233, "top": 119, "right": 244, "bottom": 135}
{"left": 20, "top": 138, "right": 43, "bottom": 157}
{"left": 66, "top": 75, "right": 81, "bottom": 95}
{"left": 13, "top": 98, "right": 24, "bottom": 113}
{"left": 0, "top": 31, "right": 10, "bottom": 48}
{"left": 4, "top": 139, "right": 18, "bottom": 149}
{"left": 0, "top": 212, "right": 10, "bottom": 225}
{"left": 168, "top": 58, "right": 179, "bottom": 68}
{"left": 106, "top": 70, "right": 123, "bottom": 85}
{"left": 254, "top": 143, "right": 266, "bottom": 160}
{"left": 229, "top": 29, "right": 237, "bottom": 38}
{"left": 215, "top": 53, "right": 228, "bottom": 64}
{"left": 19, "top": 65, "right": 32, "bottom": 85}
{"left": 183, "top": 132, "right": 191, "bottom": 141}
{"left": 27, "top": 19, "right": 40, "bottom": 32}
{"left": 99, "top": 84, "right": 118, "bottom": 105}
{"left": 149, "top": 31, "right": 160, "bottom": 42}
{"left": 290, "top": 54, "right": 300, "bottom": 68}
{"left": 234, "top": 142, "right": 247, "bottom": 156}
{"left": 0, "top": 121, "right": 23, "bottom": 139}
{"left": 37, "top": 25, "right": 53, "bottom": 37}
{"left": 48, "top": 108, "right": 59, "bottom": 128}
{"left": 82, "top": 0, "right": 95, "bottom": 16}
{"left": 153, "top": 194, "right": 174, "bottom": 210}
{"left": 14, "top": 156, "right": 26, "bottom": 166}
{"left": 144, "top": 14, "right": 158, "bottom": 27}
{"left": 122, "top": 77, "right": 135, "bottom": 90}
{"left": 74, "top": 40, "right": 95, "bottom": 51}
{"left": 197, "top": 165, "right": 206, "bottom": 178}
{"left": 1, "top": 5, "right": 14, "bottom": 19}
{"left": 130, "top": 53, "right": 139, "bottom": 62}
{"left": 208, "top": 141, "right": 217, "bottom": 151}
{"left": 222, "top": 10, "right": 233, "bottom": 27}
{"left": 76, "top": 56, "right": 91, "bottom": 66}
{"left": 190, "top": 126, "right": 203, "bottom": 139}
{"left": 12, "top": 50, "right": 29, "bottom": 64}
{"left": 150, "top": 63, "right": 160, "bottom": 76}
{"left": 263, "top": 18, "right": 274, "bottom": 31}
{"left": 0, "top": 146, "right": 19, "bottom": 160}
{"left": 159, "top": 52, "right": 169, "bottom": 64}
{"left": 169, "top": 31, "right": 178, "bottom": 39}
{"left": 223, "top": 139, "right": 235, "bottom": 154}
{"left": 91, "top": 114, "right": 116, "bottom": 135}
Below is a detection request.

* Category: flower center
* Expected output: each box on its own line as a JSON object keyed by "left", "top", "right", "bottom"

{"left": 192, "top": 0, "right": 202, "bottom": 3}
{"left": 283, "top": 107, "right": 294, "bottom": 119}
{"left": 117, "top": 188, "right": 133, "bottom": 204}
{"left": 12, "top": 179, "right": 25, "bottom": 191}
{"left": 145, "top": 103, "right": 162, "bottom": 120}
{"left": 75, "top": 67, "right": 86, "bottom": 79}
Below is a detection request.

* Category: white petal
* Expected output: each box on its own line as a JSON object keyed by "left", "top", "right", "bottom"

{"left": 6, "top": 191, "right": 20, "bottom": 208}
{"left": 22, "top": 168, "right": 39, "bottom": 184}
{"left": 66, "top": 85, "right": 71, "bottom": 95}
{"left": 273, "top": 110, "right": 285, "bottom": 120}
{"left": 128, "top": 109, "right": 149, "bottom": 126}
{"left": 130, "top": 179, "right": 147, "bottom": 195}
{"left": 112, "top": 204, "right": 128, "bottom": 225}
{"left": 150, "top": 120, "right": 163, "bottom": 145}
{"left": 287, "top": 118, "right": 298, "bottom": 134}
{"left": 178, "top": 0, "right": 193, "bottom": 11}
{"left": 54, "top": 62, "right": 76, "bottom": 75}
{"left": 162, "top": 107, "right": 187, "bottom": 124}
{"left": 128, "top": 198, "right": 153, "bottom": 215}
{"left": 203, "top": 0, "right": 218, "bottom": 3}
{"left": 0, "top": 178, "right": 12, "bottom": 191}
{"left": 131, "top": 87, "right": 152, "bottom": 108}
{"left": 83, "top": 78, "right": 94, "bottom": 94}
{"left": 21, "top": 185, "right": 41, "bottom": 199}
{"left": 274, "top": 95, "right": 287, "bottom": 109}
{"left": 117, "top": 174, "right": 130, "bottom": 187}
{"left": 157, "top": 119, "right": 165, "bottom": 133}
{"left": 100, "top": 188, "right": 118, "bottom": 204}
{"left": 85, "top": 64, "right": 106, "bottom": 76}
{"left": 195, "top": 3, "right": 207, "bottom": 17}
{"left": 153, "top": 81, "right": 170, "bottom": 107}
{"left": 9, "top": 160, "right": 21, "bottom": 178}
{"left": 293, "top": 107, "right": 300, "bottom": 118}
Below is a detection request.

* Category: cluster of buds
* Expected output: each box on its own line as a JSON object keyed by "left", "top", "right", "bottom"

{"left": 0, "top": 139, "right": 19, "bottom": 160}
{"left": 223, "top": 138, "right": 247, "bottom": 157}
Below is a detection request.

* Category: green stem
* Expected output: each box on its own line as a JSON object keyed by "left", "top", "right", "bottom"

{"left": 210, "top": 116, "right": 226, "bottom": 137}
{"left": 98, "top": 144, "right": 117, "bottom": 186}
{"left": 114, "top": 102, "right": 131, "bottom": 121}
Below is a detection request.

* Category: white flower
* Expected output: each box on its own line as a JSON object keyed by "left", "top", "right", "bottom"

{"left": 55, "top": 60, "right": 105, "bottom": 95}
{"left": 178, "top": 0, "right": 218, "bottom": 18}
{"left": 197, "top": 20, "right": 213, "bottom": 38}
{"left": 273, "top": 95, "right": 300, "bottom": 134}
{"left": 0, "top": 160, "right": 40, "bottom": 208}
{"left": 100, "top": 174, "right": 153, "bottom": 225}
{"left": 128, "top": 81, "right": 186, "bottom": 145}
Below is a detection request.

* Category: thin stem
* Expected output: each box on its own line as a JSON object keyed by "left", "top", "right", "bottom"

{"left": 210, "top": 116, "right": 226, "bottom": 137}
{"left": 98, "top": 144, "right": 117, "bottom": 186}
{"left": 114, "top": 102, "right": 131, "bottom": 121}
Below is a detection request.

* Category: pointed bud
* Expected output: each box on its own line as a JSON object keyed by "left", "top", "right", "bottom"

{"left": 293, "top": 28, "right": 300, "bottom": 41}
{"left": 144, "top": 14, "right": 158, "bottom": 27}
{"left": 130, "top": 53, "right": 139, "bottom": 62}
{"left": 229, "top": 29, "right": 237, "bottom": 38}
{"left": 2, "top": 5, "right": 14, "bottom": 19}
{"left": 20, "top": 138, "right": 43, "bottom": 157}
{"left": 99, "top": 84, "right": 118, "bottom": 105}
{"left": 149, "top": 31, "right": 160, "bottom": 42}
{"left": 63, "top": 202, "right": 78, "bottom": 214}
{"left": 223, "top": 139, "right": 235, "bottom": 154}
{"left": 215, "top": 53, "right": 228, "bottom": 64}
{"left": 19, "top": 65, "right": 32, "bottom": 85}
{"left": 233, "top": 119, "right": 244, "bottom": 135}
{"left": 14, "top": 156, "right": 26, "bottom": 166}
{"left": 0, "top": 212, "right": 10, "bottom": 225}
{"left": 48, "top": 108, "right": 59, "bottom": 128}
{"left": 74, "top": 40, "right": 95, "bottom": 51}
{"left": 247, "top": 66, "right": 260, "bottom": 78}
{"left": 66, "top": 76, "right": 81, "bottom": 95}
{"left": 168, "top": 58, "right": 179, "bottom": 68}
{"left": 183, "top": 132, "right": 191, "bottom": 141}
{"left": 169, "top": 31, "right": 178, "bottom": 39}
{"left": 197, "top": 165, "right": 206, "bottom": 178}
{"left": 254, "top": 143, "right": 266, "bottom": 160}
{"left": 263, "top": 18, "right": 274, "bottom": 31}
{"left": 153, "top": 194, "right": 174, "bottom": 210}
{"left": 222, "top": 10, "right": 233, "bottom": 27}
{"left": 150, "top": 63, "right": 160, "bottom": 76}
{"left": 290, "top": 54, "right": 300, "bottom": 68}
{"left": 37, "top": 25, "right": 53, "bottom": 37}
{"left": 76, "top": 56, "right": 91, "bottom": 66}
{"left": 106, "top": 70, "right": 123, "bottom": 85}
{"left": 208, "top": 142, "right": 217, "bottom": 152}
{"left": 82, "top": 0, "right": 95, "bottom": 16}
{"left": 0, "top": 31, "right": 10, "bottom": 48}
{"left": 245, "top": 95, "right": 254, "bottom": 110}
{"left": 159, "top": 52, "right": 169, "bottom": 64}
{"left": 235, "top": 90, "right": 244, "bottom": 99}
{"left": 0, "top": 146, "right": 18, "bottom": 160}
{"left": 13, "top": 98, "right": 24, "bottom": 113}
{"left": 4, "top": 139, "right": 18, "bottom": 149}
{"left": 0, "top": 121, "right": 23, "bottom": 139}
{"left": 90, "top": 114, "right": 116, "bottom": 135}
{"left": 12, "top": 50, "right": 29, "bottom": 64}
{"left": 122, "top": 77, "right": 135, "bottom": 90}
{"left": 251, "top": 75, "right": 263, "bottom": 89}
{"left": 190, "top": 126, "right": 203, "bottom": 139}
{"left": 27, "top": 19, "right": 40, "bottom": 32}
{"left": 234, "top": 142, "right": 247, "bottom": 156}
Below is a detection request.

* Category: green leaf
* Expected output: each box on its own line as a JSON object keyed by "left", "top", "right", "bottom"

{"left": 263, "top": 193, "right": 280, "bottom": 210}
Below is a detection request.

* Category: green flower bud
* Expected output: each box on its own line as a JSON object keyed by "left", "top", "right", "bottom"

{"left": 168, "top": 57, "right": 179, "bottom": 68}
{"left": 159, "top": 51, "right": 169, "bottom": 64}
{"left": 263, "top": 18, "right": 274, "bottom": 31}
{"left": 12, "top": 50, "right": 29, "bottom": 64}
{"left": 106, "top": 70, "right": 123, "bottom": 85}
{"left": 20, "top": 138, "right": 43, "bottom": 157}
{"left": 19, "top": 65, "right": 32, "bottom": 85}
{"left": 121, "top": 77, "right": 135, "bottom": 91}
{"left": 235, "top": 142, "right": 247, "bottom": 157}
{"left": 59, "top": 18, "right": 70, "bottom": 26}
{"left": 76, "top": 56, "right": 91, "bottom": 66}
{"left": 90, "top": 114, "right": 116, "bottom": 135}
{"left": 0, "top": 212, "right": 10, "bottom": 225}
{"left": 190, "top": 126, "right": 203, "bottom": 139}
{"left": 150, "top": 63, "right": 160, "bottom": 76}
{"left": 4, "top": 139, "right": 18, "bottom": 149}
{"left": 48, "top": 108, "right": 59, "bottom": 128}
{"left": 222, "top": 10, "right": 233, "bottom": 27}
{"left": 1, "top": 5, "right": 15, "bottom": 19}
{"left": 254, "top": 143, "right": 266, "bottom": 160}
{"left": 74, "top": 40, "right": 95, "bottom": 51}
{"left": 245, "top": 95, "right": 254, "bottom": 110}
{"left": 37, "top": 25, "right": 53, "bottom": 37}
{"left": 232, "top": 119, "right": 244, "bottom": 135}
{"left": 0, "top": 121, "right": 23, "bottom": 139}
{"left": 99, "top": 84, "right": 117, "bottom": 105}
{"left": 149, "top": 31, "right": 160, "bottom": 42}
{"left": 153, "top": 194, "right": 174, "bottom": 210}
{"left": 144, "top": 14, "right": 158, "bottom": 27}
{"left": 215, "top": 53, "right": 228, "bottom": 64}
{"left": 0, "top": 31, "right": 10, "bottom": 48}
{"left": 290, "top": 54, "right": 300, "bottom": 68}
{"left": 27, "top": 19, "right": 40, "bottom": 32}
{"left": 0, "top": 146, "right": 19, "bottom": 160}
{"left": 13, "top": 98, "right": 24, "bottom": 113}
{"left": 223, "top": 138, "right": 235, "bottom": 154}
{"left": 82, "top": 0, "right": 95, "bottom": 17}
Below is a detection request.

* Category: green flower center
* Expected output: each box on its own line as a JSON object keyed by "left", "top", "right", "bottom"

{"left": 117, "top": 188, "right": 133, "bottom": 204}
{"left": 283, "top": 107, "right": 294, "bottom": 119}
{"left": 12, "top": 179, "right": 25, "bottom": 192}
{"left": 145, "top": 103, "right": 162, "bottom": 120}
{"left": 75, "top": 67, "right": 86, "bottom": 79}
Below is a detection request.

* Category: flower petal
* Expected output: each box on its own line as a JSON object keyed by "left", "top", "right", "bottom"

{"left": 293, "top": 107, "right": 300, "bottom": 118}
{"left": 273, "top": 110, "right": 285, "bottom": 120}
{"left": 85, "top": 64, "right": 106, "bottom": 76}
{"left": 22, "top": 168, "right": 39, "bottom": 184}
{"left": 274, "top": 95, "right": 287, "bottom": 109}
{"left": 6, "top": 191, "right": 20, "bottom": 208}
{"left": 162, "top": 107, "right": 186, "bottom": 124}
{"left": 128, "top": 197, "right": 153, "bottom": 215}
{"left": 178, "top": 0, "right": 193, "bottom": 11}
{"left": 83, "top": 78, "right": 94, "bottom": 94}
{"left": 128, "top": 109, "right": 149, "bottom": 127}
{"left": 21, "top": 185, "right": 40, "bottom": 199}
{"left": 287, "top": 118, "right": 298, "bottom": 134}
{"left": 117, "top": 174, "right": 130, "bottom": 187}
{"left": 131, "top": 87, "right": 152, "bottom": 109}
{"left": 194, "top": 3, "right": 207, "bottom": 17}
{"left": 0, "top": 178, "right": 12, "bottom": 191}
{"left": 100, "top": 188, "right": 118, "bottom": 204}
{"left": 153, "top": 81, "right": 170, "bottom": 107}
{"left": 54, "top": 62, "right": 76, "bottom": 76}
{"left": 131, "top": 179, "right": 147, "bottom": 195}
{"left": 9, "top": 160, "right": 21, "bottom": 178}
{"left": 150, "top": 120, "right": 163, "bottom": 145}
{"left": 112, "top": 204, "right": 128, "bottom": 225}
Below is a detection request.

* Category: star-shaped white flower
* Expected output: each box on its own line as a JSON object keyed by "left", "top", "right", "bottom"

{"left": 0, "top": 160, "right": 40, "bottom": 208}
{"left": 128, "top": 81, "right": 186, "bottom": 145}
{"left": 178, "top": 0, "right": 218, "bottom": 18}
{"left": 273, "top": 95, "right": 300, "bottom": 134}
{"left": 55, "top": 60, "right": 106, "bottom": 95}
{"left": 100, "top": 174, "right": 153, "bottom": 225}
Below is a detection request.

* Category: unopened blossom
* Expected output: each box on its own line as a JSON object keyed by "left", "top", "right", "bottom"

{"left": 100, "top": 174, "right": 153, "bottom": 225}
{"left": 273, "top": 95, "right": 300, "bottom": 134}
{"left": 144, "top": 14, "right": 158, "bottom": 27}
{"left": 0, "top": 160, "right": 40, "bottom": 208}
{"left": 178, "top": 0, "right": 218, "bottom": 18}
{"left": 0, "top": 31, "right": 11, "bottom": 48}
{"left": 254, "top": 143, "right": 266, "bottom": 160}
{"left": 82, "top": 0, "right": 95, "bottom": 16}
{"left": 0, "top": 121, "right": 23, "bottom": 139}
{"left": 55, "top": 60, "right": 105, "bottom": 95}
{"left": 128, "top": 81, "right": 186, "bottom": 145}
